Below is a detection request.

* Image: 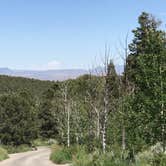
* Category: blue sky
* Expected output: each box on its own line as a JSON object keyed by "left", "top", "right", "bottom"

{"left": 0, "top": 0, "right": 166, "bottom": 70}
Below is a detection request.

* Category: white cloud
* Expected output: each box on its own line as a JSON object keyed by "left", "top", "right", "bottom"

{"left": 45, "top": 60, "right": 61, "bottom": 70}
{"left": 31, "top": 60, "right": 62, "bottom": 70}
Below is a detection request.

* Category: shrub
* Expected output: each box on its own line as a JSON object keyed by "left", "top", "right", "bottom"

{"left": 50, "top": 145, "right": 72, "bottom": 164}
{"left": 50, "top": 145, "right": 90, "bottom": 165}
{"left": 135, "top": 143, "right": 166, "bottom": 166}
{"left": 0, "top": 147, "right": 8, "bottom": 161}
{"left": 135, "top": 149, "right": 154, "bottom": 165}
{"left": 0, "top": 93, "right": 38, "bottom": 146}
{"left": 72, "top": 147, "right": 93, "bottom": 166}
{"left": 33, "top": 138, "right": 57, "bottom": 146}
{"left": 152, "top": 152, "right": 166, "bottom": 166}
{"left": 73, "top": 148, "right": 130, "bottom": 166}
{"left": 2, "top": 144, "right": 32, "bottom": 154}
{"left": 92, "top": 152, "right": 131, "bottom": 166}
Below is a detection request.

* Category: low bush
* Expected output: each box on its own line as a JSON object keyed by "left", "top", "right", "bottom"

{"left": 50, "top": 145, "right": 89, "bottom": 165}
{"left": 2, "top": 144, "right": 32, "bottom": 154}
{"left": 50, "top": 145, "right": 72, "bottom": 164}
{"left": 72, "top": 147, "right": 93, "bottom": 166}
{"left": 73, "top": 150, "right": 130, "bottom": 166}
{"left": 50, "top": 144, "right": 166, "bottom": 166}
{"left": 51, "top": 145, "right": 132, "bottom": 166}
{"left": 135, "top": 143, "right": 166, "bottom": 166}
{"left": 33, "top": 138, "right": 56, "bottom": 146}
{"left": 0, "top": 147, "right": 9, "bottom": 161}
{"left": 94, "top": 153, "right": 130, "bottom": 166}
{"left": 151, "top": 152, "right": 166, "bottom": 166}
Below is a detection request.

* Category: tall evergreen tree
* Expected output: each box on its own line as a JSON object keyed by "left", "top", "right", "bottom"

{"left": 126, "top": 12, "right": 165, "bottom": 81}
{"left": 125, "top": 12, "right": 166, "bottom": 152}
{"left": 39, "top": 86, "right": 58, "bottom": 139}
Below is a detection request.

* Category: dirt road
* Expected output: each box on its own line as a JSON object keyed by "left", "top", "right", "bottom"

{"left": 0, "top": 147, "right": 67, "bottom": 166}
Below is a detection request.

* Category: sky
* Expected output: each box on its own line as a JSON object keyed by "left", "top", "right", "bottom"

{"left": 0, "top": 0, "right": 166, "bottom": 70}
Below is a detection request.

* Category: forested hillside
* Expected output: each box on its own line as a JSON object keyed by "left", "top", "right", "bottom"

{"left": 0, "top": 12, "right": 165, "bottom": 166}
{"left": 0, "top": 75, "right": 53, "bottom": 98}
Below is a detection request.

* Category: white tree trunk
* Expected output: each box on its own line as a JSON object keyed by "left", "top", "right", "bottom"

{"left": 63, "top": 83, "right": 70, "bottom": 148}
{"left": 102, "top": 121, "right": 106, "bottom": 153}
{"left": 75, "top": 133, "right": 79, "bottom": 144}
{"left": 67, "top": 104, "right": 70, "bottom": 147}
{"left": 97, "top": 111, "right": 100, "bottom": 139}
{"left": 122, "top": 125, "right": 126, "bottom": 150}
{"left": 102, "top": 96, "right": 108, "bottom": 154}
{"left": 160, "top": 66, "right": 165, "bottom": 152}
{"left": 161, "top": 101, "right": 165, "bottom": 153}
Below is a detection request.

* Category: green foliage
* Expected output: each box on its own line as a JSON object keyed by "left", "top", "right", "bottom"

{"left": 127, "top": 12, "right": 165, "bottom": 81}
{"left": 50, "top": 145, "right": 132, "bottom": 166}
{"left": 152, "top": 153, "right": 166, "bottom": 166}
{"left": 72, "top": 150, "right": 93, "bottom": 166}
{"left": 0, "top": 75, "right": 53, "bottom": 99}
{"left": 0, "top": 91, "right": 38, "bottom": 145}
{"left": 125, "top": 12, "right": 166, "bottom": 152}
{"left": 106, "top": 61, "right": 119, "bottom": 100}
{"left": 38, "top": 98, "right": 58, "bottom": 139}
{"left": 135, "top": 143, "right": 166, "bottom": 166}
{"left": 33, "top": 138, "right": 57, "bottom": 146}
{"left": 0, "top": 11, "right": 165, "bottom": 166}
{"left": 91, "top": 153, "right": 129, "bottom": 166}
{"left": 0, "top": 147, "right": 8, "bottom": 161}
{"left": 2, "top": 144, "right": 32, "bottom": 154}
{"left": 55, "top": 145, "right": 166, "bottom": 166}
{"left": 50, "top": 145, "right": 72, "bottom": 164}
{"left": 129, "top": 12, "right": 164, "bottom": 55}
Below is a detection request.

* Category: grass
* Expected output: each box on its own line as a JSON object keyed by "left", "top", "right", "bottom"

{"left": 2, "top": 144, "right": 32, "bottom": 154}
{"left": 50, "top": 145, "right": 89, "bottom": 164}
{"left": 0, "top": 147, "right": 9, "bottom": 161}
{"left": 33, "top": 138, "right": 57, "bottom": 147}
{"left": 50, "top": 144, "right": 72, "bottom": 164}
{"left": 73, "top": 150, "right": 131, "bottom": 166}
{"left": 50, "top": 145, "right": 130, "bottom": 166}
{"left": 72, "top": 147, "right": 93, "bottom": 166}
{"left": 50, "top": 144, "right": 166, "bottom": 166}
{"left": 1, "top": 138, "right": 57, "bottom": 154}
{"left": 135, "top": 143, "right": 166, "bottom": 166}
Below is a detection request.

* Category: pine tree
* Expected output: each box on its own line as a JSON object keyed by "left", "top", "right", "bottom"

{"left": 125, "top": 12, "right": 166, "bottom": 151}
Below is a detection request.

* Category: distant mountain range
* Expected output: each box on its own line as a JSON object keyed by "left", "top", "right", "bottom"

{"left": 0, "top": 66, "right": 124, "bottom": 81}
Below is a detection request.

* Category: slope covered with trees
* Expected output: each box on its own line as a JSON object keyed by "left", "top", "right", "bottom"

{"left": 0, "top": 12, "right": 165, "bottom": 165}
{"left": 0, "top": 75, "right": 54, "bottom": 98}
